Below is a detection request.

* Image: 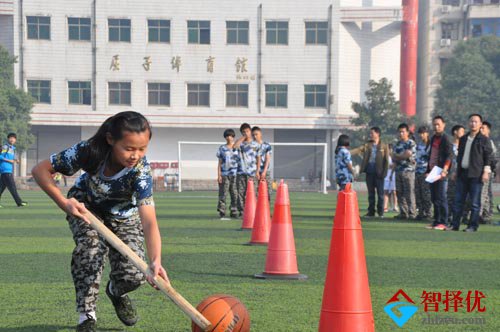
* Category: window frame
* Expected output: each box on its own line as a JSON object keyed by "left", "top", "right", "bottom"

{"left": 108, "top": 81, "right": 132, "bottom": 106}
{"left": 305, "top": 21, "right": 328, "bottom": 45}
{"left": 265, "top": 20, "right": 289, "bottom": 45}
{"left": 147, "top": 19, "right": 171, "bottom": 43}
{"left": 68, "top": 81, "right": 92, "bottom": 105}
{"left": 304, "top": 84, "right": 327, "bottom": 108}
{"left": 27, "top": 79, "right": 52, "bottom": 104}
{"left": 148, "top": 82, "right": 171, "bottom": 106}
{"left": 225, "top": 83, "right": 249, "bottom": 108}
{"left": 26, "top": 16, "right": 51, "bottom": 40}
{"left": 108, "top": 18, "right": 132, "bottom": 42}
{"left": 68, "top": 17, "right": 91, "bottom": 41}
{"left": 187, "top": 83, "right": 210, "bottom": 107}
{"left": 226, "top": 20, "right": 250, "bottom": 45}
{"left": 265, "top": 84, "right": 288, "bottom": 108}
{"left": 187, "top": 20, "right": 211, "bottom": 44}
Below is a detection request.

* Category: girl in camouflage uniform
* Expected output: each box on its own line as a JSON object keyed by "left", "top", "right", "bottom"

{"left": 32, "top": 111, "right": 168, "bottom": 332}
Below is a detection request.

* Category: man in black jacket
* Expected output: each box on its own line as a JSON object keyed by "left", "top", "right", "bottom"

{"left": 425, "top": 116, "right": 453, "bottom": 230}
{"left": 448, "top": 114, "right": 493, "bottom": 232}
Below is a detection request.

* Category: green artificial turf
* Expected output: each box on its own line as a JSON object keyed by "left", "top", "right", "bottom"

{"left": 0, "top": 190, "right": 499, "bottom": 331}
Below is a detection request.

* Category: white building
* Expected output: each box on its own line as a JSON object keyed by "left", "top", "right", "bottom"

{"left": 0, "top": 0, "right": 402, "bottom": 187}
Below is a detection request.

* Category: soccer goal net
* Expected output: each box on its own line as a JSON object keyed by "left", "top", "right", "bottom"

{"left": 175, "top": 141, "right": 328, "bottom": 194}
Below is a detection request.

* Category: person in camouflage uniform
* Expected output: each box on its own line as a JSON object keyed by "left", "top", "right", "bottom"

{"left": 234, "top": 123, "right": 259, "bottom": 216}
{"left": 252, "top": 126, "right": 273, "bottom": 201}
{"left": 392, "top": 123, "right": 417, "bottom": 219}
{"left": 31, "top": 112, "right": 168, "bottom": 332}
{"left": 216, "top": 129, "right": 239, "bottom": 218}
{"left": 415, "top": 126, "right": 432, "bottom": 220}
{"left": 447, "top": 125, "right": 465, "bottom": 224}
{"left": 335, "top": 135, "right": 354, "bottom": 190}
{"left": 479, "top": 121, "right": 497, "bottom": 223}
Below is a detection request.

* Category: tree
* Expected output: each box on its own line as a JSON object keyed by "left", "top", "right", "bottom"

{"left": 0, "top": 45, "right": 34, "bottom": 151}
{"left": 434, "top": 36, "right": 500, "bottom": 141}
{"left": 347, "top": 78, "right": 406, "bottom": 148}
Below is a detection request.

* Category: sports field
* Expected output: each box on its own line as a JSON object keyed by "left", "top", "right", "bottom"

{"left": 0, "top": 190, "right": 499, "bottom": 332}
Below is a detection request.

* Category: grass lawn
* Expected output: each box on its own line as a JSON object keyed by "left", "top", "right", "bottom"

{"left": 0, "top": 190, "right": 499, "bottom": 332}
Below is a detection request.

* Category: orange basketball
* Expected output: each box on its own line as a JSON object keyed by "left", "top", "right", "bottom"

{"left": 192, "top": 294, "right": 250, "bottom": 332}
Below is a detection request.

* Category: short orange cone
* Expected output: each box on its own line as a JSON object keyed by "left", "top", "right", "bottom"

{"left": 255, "top": 180, "right": 307, "bottom": 280}
{"left": 240, "top": 178, "right": 256, "bottom": 230}
{"left": 318, "top": 183, "right": 374, "bottom": 332}
{"left": 247, "top": 180, "right": 271, "bottom": 245}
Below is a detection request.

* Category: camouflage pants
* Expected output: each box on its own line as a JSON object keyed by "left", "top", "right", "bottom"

{"left": 480, "top": 174, "right": 493, "bottom": 221}
{"left": 256, "top": 173, "right": 272, "bottom": 202}
{"left": 396, "top": 171, "right": 416, "bottom": 218}
{"left": 67, "top": 189, "right": 145, "bottom": 313}
{"left": 415, "top": 173, "right": 432, "bottom": 218}
{"left": 236, "top": 174, "right": 256, "bottom": 214}
{"left": 217, "top": 175, "right": 238, "bottom": 216}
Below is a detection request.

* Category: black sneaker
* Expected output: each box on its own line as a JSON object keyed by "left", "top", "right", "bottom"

{"left": 219, "top": 212, "right": 225, "bottom": 219}
{"left": 18, "top": 202, "right": 28, "bottom": 207}
{"left": 393, "top": 214, "right": 408, "bottom": 220}
{"left": 364, "top": 213, "right": 375, "bottom": 218}
{"left": 463, "top": 227, "right": 477, "bottom": 233}
{"left": 76, "top": 314, "right": 96, "bottom": 332}
{"left": 105, "top": 281, "right": 138, "bottom": 326}
{"left": 230, "top": 213, "right": 238, "bottom": 218}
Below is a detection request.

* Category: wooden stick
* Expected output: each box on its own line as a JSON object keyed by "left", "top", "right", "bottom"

{"left": 83, "top": 211, "right": 212, "bottom": 331}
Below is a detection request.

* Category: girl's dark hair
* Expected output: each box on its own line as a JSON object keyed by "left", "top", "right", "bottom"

{"left": 223, "top": 129, "right": 235, "bottom": 138}
{"left": 84, "top": 111, "right": 152, "bottom": 175}
{"left": 451, "top": 124, "right": 464, "bottom": 135}
{"left": 335, "top": 134, "right": 350, "bottom": 154}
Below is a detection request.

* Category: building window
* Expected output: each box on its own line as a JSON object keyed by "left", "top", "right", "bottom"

{"left": 226, "top": 84, "right": 248, "bottom": 107}
{"left": 441, "top": 22, "right": 459, "bottom": 40}
{"left": 188, "top": 20, "right": 210, "bottom": 44}
{"left": 68, "top": 17, "right": 91, "bottom": 41}
{"left": 442, "top": 0, "right": 460, "bottom": 5}
{"left": 27, "top": 80, "right": 51, "bottom": 104}
{"left": 187, "top": 84, "right": 210, "bottom": 106}
{"left": 471, "top": 24, "right": 483, "bottom": 37}
{"left": 304, "top": 85, "right": 327, "bottom": 108}
{"left": 148, "top": 83, "right": 170, "bottom": 106}
{"left": 68, "top": 81, "right": 91, "bottom": 105}
{"left": 266, "top": 21, "right": 288, "bottom": 45}
{"left": 27, "top": 16, "right": 50, "bottom": 40}
{"left": 265, "top": 84, "right": 287, "bottom": 108}
{"left": 108, "top": 19, "right": 131, "bottom": 42}
{"left": 148, "top": 19, "right": 170, "bottom": 43}
{"left": 305, "top": 22, "right": 328, "bottom": 44}
{"left": 109, "top": 82, "right": 131, "bottom": 105}
{"left": 226, "top": 21, "right": 249, "bottom": 44}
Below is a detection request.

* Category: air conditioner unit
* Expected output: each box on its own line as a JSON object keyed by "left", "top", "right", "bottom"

{"left": 440, "top": 38, "right": 452, "bottom": 47}
{"left": 441, "top": 5, "right": 451, "bottom": 14}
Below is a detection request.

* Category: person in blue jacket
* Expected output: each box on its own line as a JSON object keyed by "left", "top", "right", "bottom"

{"left": 0, "top": 133, "right": 27, "bottom": 207}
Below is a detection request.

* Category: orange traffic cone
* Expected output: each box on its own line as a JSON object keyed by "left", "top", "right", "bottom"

{"left": 318, "top": 183, "right": 374, "bottom": 332}
{"left": 247, "top": 180, "right": 271, "bottom": 245}
{"left": 254, "top": 180, "right": 307, "bottom": 280}
{"left": 240, "top": 178, "right": 256, "bottom": 230}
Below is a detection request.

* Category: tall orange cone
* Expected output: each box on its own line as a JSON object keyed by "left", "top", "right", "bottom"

{"left": 254, "top": 180, "right": 307, "bottom": 280}
{"left": 247, "top": 180, "right": 271, "bottom": 245}
{"left": 318, "top": 183, "right": 374, "bottom": 332}
{"left": 240, "top": 178, "right": 256, "bottom": 230}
